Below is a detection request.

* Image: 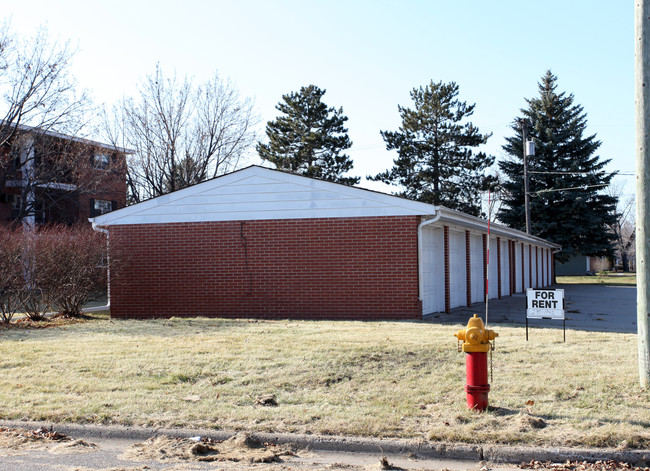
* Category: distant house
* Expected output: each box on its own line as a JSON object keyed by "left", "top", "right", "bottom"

{"left": 554, "top": 254, "right": 593, "bottom": 276}
{"left": 554, "top": 254, "right": 632, "bottom": 275}
{"left": 0, "top": 125, "right": 129, "bottom": 227}
{"left": 91, "top": 166, "right": 561, "bottom": 321}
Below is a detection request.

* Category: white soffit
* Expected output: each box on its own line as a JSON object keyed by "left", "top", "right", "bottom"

{"left": 433, "top": 207, "right": 561, "bottom": 250}
{"left": 90, "top": 166, "right": 438, "bottom": 226}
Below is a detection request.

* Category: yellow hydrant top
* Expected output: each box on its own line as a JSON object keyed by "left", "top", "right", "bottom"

{"left": 454, "top": 314, "right": 498, "bottom": 353}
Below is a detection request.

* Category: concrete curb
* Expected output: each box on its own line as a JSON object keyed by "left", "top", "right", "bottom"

{"left": 0, "top": 420, "right": 648, "bottom": 467}
{"left": 482, "top": 444, "right": 650, "bottom": 467}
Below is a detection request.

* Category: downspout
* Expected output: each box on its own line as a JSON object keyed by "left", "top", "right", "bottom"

{"left": 90, "top": 221, "right": 111, "bottom": 312}
{"left": 418, "top": 209, "right": 442, "bottom": 302}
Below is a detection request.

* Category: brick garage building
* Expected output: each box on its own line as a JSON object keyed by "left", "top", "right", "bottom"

{"left": 90, "top": 166, "right": 560, "bottom": 320}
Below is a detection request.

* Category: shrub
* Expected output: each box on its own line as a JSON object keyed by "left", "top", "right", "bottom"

{"left": 0, "top": 226, "right": 24, "bottom": 323}
{"left": 1, "top": 224, "right": 121, "bottom": 321}
{"left": 38, "top": 224, "right": 112, "bottom": 317}
{"left": 16, "top": 228, "right": 59, "bottom": 320}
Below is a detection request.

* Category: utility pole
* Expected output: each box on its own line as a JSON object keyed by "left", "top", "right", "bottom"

{"left": 635, "top": 0, "right": 650, "bottom": 388}
{"left": 521, "top": 119, "right": 531, "bottom": 234}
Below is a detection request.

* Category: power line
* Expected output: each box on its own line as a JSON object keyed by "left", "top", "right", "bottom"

{"left": 480, "top": 122, "right": 511, "bottom": 130}
{"left": 349, "top": 144, "right": 385, "bottom": 152}
{"left": 529, "top": 170, "right": 634, "bottom": 175}
{"left": 529, "top": 183, "right": 609, "bottom": 196}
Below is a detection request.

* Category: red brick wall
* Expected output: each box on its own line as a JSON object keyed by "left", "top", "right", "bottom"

{"left": 465, "top": 230, "right": 471, "bottom": 308}
{"left": 482, "top": 234, "right": 487, "bottom": 298}
{"left": 496, "top": 237, "right": 502, "bottom": 299}
{"left": 109, "top": 216, "right": 422, "bottom": 320}
{"left": 443, "top": 225, "right": 450, "bottom": 313}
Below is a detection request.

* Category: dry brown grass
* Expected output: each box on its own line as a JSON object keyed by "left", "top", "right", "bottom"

{"left": 121, "top": 433, "right": 293, "bottom": 464}
{"left": 0, "top": 427, "right": 97, "bottom": 456}
{"left": 0, "top": 315, "right": 647, "bottom": 448}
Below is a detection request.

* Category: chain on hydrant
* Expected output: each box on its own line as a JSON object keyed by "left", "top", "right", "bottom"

{"left": 454, "top": 314, "right": 498, "bottom": 411}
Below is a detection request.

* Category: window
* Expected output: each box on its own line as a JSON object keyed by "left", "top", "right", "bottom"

{"left": 9, "top": 194, "right": 21, "bottom": 219}
{"left": 10, "top": 149, "right": 21, "bottom": 170}
{"left": 34, "top": 202, "right": 46, "bottom": 225}
{"left": 93, "top": 199, "right": 114, "bottom": 216}
{"left": 93, "top": 153, "right": 111, "bottom": 170}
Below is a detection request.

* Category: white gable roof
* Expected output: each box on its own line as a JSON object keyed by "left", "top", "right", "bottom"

{"left": 90, "top": 166, "right": 438, "bottom": 226}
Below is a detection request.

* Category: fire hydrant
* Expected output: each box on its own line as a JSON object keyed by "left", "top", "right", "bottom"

{"left": 454, "top": 314, "right": 498, "bottom": 411}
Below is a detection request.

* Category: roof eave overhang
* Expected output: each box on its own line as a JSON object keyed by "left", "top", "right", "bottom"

{"left": 4, "top": 122, "right": 134, "bottom": 154}
{"left": 436, "top": 207, "right": 561, "bottom": 250}
{"left": 87, "top": 166, "right": 439, "bottom": 226}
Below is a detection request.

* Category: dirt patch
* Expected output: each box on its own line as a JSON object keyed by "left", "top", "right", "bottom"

{"left": 50, "top": 438, "right": 99, "bottom": 454}
{"left": 517, "top": 413, "right": 547, "bottom": 431}
{"left": 0, "top": 427, "right": 97, "bottom": 456}
{"left": 122, "top": 433, "right": 294, "bottom": 464}
{"left": 365, "top": 456, "right": 405, "bottom": 470}
{"left": 256, "top": 394, "right": 278, "bottom": 406}
{"left": 0, "top": 313, "right": 99, "bottom": 330}
{"left": 0, "top": 427, "right": 53, "bottom": 455}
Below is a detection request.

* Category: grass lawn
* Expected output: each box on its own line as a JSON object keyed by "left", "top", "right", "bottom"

{"left": 556, "top": 274, "right": 637, "bottom": 286}
{"left": 0, "top": 314, "right": 648, "bottom": 449}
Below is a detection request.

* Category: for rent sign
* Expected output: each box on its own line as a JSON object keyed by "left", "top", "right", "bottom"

{"left": 526, "top": 288, "right": 564, "bottom": 319}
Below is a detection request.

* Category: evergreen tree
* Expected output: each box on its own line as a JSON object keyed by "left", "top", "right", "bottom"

{"left": 498, "top": 71, "right": 617, "bottom": 262}
{"left": 370, "top": 80, "right": 496, "bottom": 216}
{"left": 257, "top": 85, "right": 359, "bottom": 185}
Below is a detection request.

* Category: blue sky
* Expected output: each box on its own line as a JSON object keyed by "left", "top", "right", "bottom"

{"left": 4, "top": 0, "right": 634, "bottom": 195}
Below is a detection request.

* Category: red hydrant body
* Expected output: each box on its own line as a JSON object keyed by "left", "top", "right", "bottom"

{"left": 454, "top": 315, "right": 497, "bottom": 411}
{"left": 465, "top": 351, "right": 489, "bottom": 410}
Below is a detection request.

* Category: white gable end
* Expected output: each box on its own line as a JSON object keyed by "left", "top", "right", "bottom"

{"left": 91, "top": 166, "right": 437, "bottom": 226}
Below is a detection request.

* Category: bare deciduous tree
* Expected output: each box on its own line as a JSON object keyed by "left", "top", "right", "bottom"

{"left": 608, "top": 182, "right": 636, "bottom": 272}
{"left": 0, "top": 23, "right": 118, "bottom": 226}
{"left": 104, "top": 65, "right": 257, "bottom": 203}
{"left": 0, "top": 23, "right": 90, "bottom": 146}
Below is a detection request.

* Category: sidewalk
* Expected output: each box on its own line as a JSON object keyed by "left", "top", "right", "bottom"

{"left": 423, "top": 284, "right": 637, "bottom": 333}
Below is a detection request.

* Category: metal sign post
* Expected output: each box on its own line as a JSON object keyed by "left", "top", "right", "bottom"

{"left": 525, "top": 288, "right": 565, "bottom": 341}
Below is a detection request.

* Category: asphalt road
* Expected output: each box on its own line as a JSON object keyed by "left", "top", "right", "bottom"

{"left": 0, "top": 433, "right": 509, "bottom": 471}
{"left": 425, "top": 284, "right": 637, "bottom": 333}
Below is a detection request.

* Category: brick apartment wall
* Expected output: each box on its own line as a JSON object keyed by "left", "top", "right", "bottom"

{"left": 0, "top": 144, "right": 127, "bottom": 226}
{"left": 109, "top": 216, "right": 422, "bottom": 320}
{"left": 80, "top": 153, "right": 128, "bottom": 222}
{"left": 0, "top": 200, "right": 10, "bottom": 221}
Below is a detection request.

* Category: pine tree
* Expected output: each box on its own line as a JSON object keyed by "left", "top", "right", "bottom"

{"left": 257, "top": 85, "right": 359, "bottom": 185}
{"left": 370, "top": 80, "right": 496, "bottom": 216}
{"left": 498, "top": 71, "right": 617, "bottom": 262}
